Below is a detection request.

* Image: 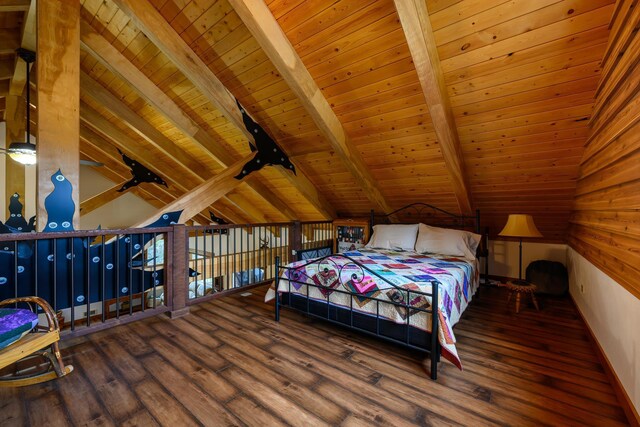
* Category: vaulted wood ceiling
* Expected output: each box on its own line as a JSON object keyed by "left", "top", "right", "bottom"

{"left": 0, "top": 0, "right": 616, "bottom": 242}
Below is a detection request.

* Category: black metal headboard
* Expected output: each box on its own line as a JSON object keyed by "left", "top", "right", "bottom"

{"left": 370, "top": 203, "right": 481, "bottom": 235}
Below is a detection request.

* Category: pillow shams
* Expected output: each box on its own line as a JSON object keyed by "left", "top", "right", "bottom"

{"left": 415, "top": 224, "right": 481, "bottom": 259}
{"left": 365, "top": 224, "right": 419, "bottom": 251}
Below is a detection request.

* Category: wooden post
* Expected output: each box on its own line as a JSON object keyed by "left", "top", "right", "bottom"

{"left": 4, "top": 95, "right": 25, "bottom": 218}
{"left": 167, "top": 224, "right": 189, "bottom": 318}
{"left": 288, "top": 221, "right": 302, "bottom": 263}
{"left": 36, "top": 0, "right": 80, "bottom": 230}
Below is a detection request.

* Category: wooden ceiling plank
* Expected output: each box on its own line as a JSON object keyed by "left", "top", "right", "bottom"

{"left": 131, "top": 153, "right": 255, "bottom": 228}
{"left": 112, "top": 0, "right": 336, "bottom": 219}
{"left": 79, "top": 21, "right": 298, "bottom": 220}
{"left": 228, "top": 0, "right": 395, "bottom": 215}
{"left": 9, "top": 0, "right": 35, "bottom": 96}
{"left": 394, "top": 0, "right": 472, "bottom": 214}
{"left": 80, "top": 182, "right": 127, "bottom": 215}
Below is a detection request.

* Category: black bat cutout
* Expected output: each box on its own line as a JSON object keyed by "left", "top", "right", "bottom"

{"left": 207, "top": 211, "right": 228, "bottom": 235}
{"left": 117, "top": 149, "right": 168, "bottom": 192}
{"left": 234, "top": 99, "right": 296, "bottom": 179}
{"left": 5, "top": 193, "right": 35, "bottom": 232}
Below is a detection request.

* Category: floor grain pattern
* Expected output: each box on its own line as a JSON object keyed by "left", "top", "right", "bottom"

{"left": 0, "top": 286, "right": 629, "bottom": 426}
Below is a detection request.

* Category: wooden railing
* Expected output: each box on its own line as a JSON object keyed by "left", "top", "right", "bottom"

{"left": 0, "top": 220, "right": 333, "bottom": 337}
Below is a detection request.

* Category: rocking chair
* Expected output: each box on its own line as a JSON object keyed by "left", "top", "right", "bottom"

{"left": 0, "top": 297, "right": 73, "bottom": 386}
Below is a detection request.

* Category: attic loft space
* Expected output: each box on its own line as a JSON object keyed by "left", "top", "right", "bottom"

{"left": 0, "top": 0, "right": 639, "bottom": 424}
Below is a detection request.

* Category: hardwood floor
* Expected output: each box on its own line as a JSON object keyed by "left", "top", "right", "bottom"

{"left": 0, "top": 286, "right": 629, "bottom": 426}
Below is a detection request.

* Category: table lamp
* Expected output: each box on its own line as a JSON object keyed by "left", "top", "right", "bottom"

{"left": 498, "top": 214, "right": 542, "bottom": 284}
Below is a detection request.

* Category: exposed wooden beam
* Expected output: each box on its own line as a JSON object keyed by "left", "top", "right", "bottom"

{"left": 132, "top": 154, "right": 255, "bottom": 228}
{"left": 228, "top": 0, "right": 394, "bottom": 215}
{"left": 79, "top": 127, "right": 213, "bottom": 226}
{"left": 36, "top": 0, "right": 80, "bottom": 230}
{"left": 9, "top": 0, "right": 35, "bottom": 96}
{"left": 79, "top": 20, "right": 298, "bottom": 221}
{"left": 0, "top": 0, "right": 30, "bottom": 12}
{"left": 112, "top": 0, "right": 336, "bottom": 219}
{"left": 79, "top": 72, "right": 265, "bottom": 224}
{"left": 393, "top": 0, "right": 473, "bottom": 214}
{"left": 78, "top": 114, "right": 243, "bottom": 226}
{"left": 80, "top": 183, "right": 126, "bottom": 215}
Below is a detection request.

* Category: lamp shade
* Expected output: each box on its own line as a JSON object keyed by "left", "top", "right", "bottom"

{"left": 498, "top": 214, "right": 542, "bottom": 238}
{"left": 8, "top": 142, "right": 37, "bottom": 165}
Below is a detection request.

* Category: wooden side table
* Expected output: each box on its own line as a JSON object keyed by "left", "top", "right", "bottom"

{"left": 502, "top": 280, "right": 539, "bottom": 313}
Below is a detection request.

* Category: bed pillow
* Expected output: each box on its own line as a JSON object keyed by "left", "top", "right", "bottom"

{"left": 365, "top": 224, "right": 419, "bottom": 251}
{"left": 415, "top": 224, "right": 481, "bottom": 259}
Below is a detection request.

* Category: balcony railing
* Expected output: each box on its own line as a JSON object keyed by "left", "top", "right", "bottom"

{"left": 0, "top": 220, "right": 333, "bottom": 337}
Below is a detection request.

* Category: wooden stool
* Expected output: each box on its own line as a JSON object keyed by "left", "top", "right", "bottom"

{"left": 502, "top": 280, "right": 539, "bottom": 313}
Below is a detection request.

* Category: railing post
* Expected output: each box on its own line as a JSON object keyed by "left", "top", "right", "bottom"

{"left": 289, "top": 220, "right": 302, "bottom": 263}
{"left": 166, "top": 224, "right": 189, "bottom": 318}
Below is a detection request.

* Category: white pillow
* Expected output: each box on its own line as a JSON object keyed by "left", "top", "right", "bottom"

{"left": 415, "top": 224, "right": 481, "bottom": 259}
{"left": 365, "top": 224, "right": 419, "bottom": 251}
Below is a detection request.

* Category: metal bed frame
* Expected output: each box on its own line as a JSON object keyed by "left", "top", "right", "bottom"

{"left": 273, "top": 203, "right": 482, "bottom": 380}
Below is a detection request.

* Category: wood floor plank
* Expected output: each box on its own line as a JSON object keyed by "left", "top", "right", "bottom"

{"left": 147, "top": 335, "right": 238, "bottom": 402}
{"left": 220, "top": 366, "right": 330, "bottom": 427}
{"left": 0, "top": 388, "right": 26, "bottom": 426}
{"left": 2, "top": 285, "right": 630, "bottom": 427}
{"left": 218, "top": 344, "right": 348, "bottom": 424}
{"left": 57, "top": 365, "right": 116, "bottom": 427}
{"left": 226, "top": 395, "right": 288, "bottom": 427}
{"left": 134, "top": 380, "right": 200, "bottom": 427}
{"left": 72, "top": 343, "right": 142, "bottom": 421}
{"left": 27, "top": 393, "right": 72, "bottom": 427}
{"left": 141, "top": 353, "right": 241, "bottom": 426}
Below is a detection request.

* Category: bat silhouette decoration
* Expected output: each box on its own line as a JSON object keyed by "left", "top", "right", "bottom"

{"left": 234, "top": 99, "right": 296, "bottom": 179}
{"left": 117, "top": 149, "right": 168, "bottom": 192}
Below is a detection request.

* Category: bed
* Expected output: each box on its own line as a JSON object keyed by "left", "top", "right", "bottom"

{"left": 265, "top": 203, "right": 484, "bottom": 380}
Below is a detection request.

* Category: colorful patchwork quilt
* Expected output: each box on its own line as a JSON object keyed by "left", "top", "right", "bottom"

{"left": 265, "top": 248, "right": 479, "bottom": 369}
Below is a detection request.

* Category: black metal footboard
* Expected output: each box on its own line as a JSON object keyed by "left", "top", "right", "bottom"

{"left": 274, "top": 255, "right": 441, "bottom": 380}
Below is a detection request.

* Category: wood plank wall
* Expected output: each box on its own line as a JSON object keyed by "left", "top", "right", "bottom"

{"left": 568, "top": 0, "right": 640, "bottom": 299}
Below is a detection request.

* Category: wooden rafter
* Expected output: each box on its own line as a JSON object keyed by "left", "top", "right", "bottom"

{"left": 112, "top": 0, "right": 336, "bottom": 219}
{"left": 79, "top": 183, "right": 126, "bottom": 216}
{"left": 79, "top": 70, "right": 267, "bottom": 224}
{"left": 79, "top": 20, "right": 299, "bottom": 220}
{"left": 393, "top": 0, "right": 473, "bottom": 214}
{"left": 228, "top": 0, "right": 394, "bottom": 215}
{"left": 79, "top": 127, "right": 213, "bottom": 226}
{"left": 131, "top": 154, "right": 255, "bottom": 228}
{"left": 78, "top": 105, "right": 245, "bottom": 225}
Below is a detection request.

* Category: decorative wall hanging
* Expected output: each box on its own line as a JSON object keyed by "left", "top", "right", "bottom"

{"left": 117, "top": 149, "right": 168, "bottom": 192}
{"left": 234, "top": 99, "right": 296, "bottom": 179}
{"left": 43, "top": 170, "right": 76, "bottom": 232}
{"left": 3, "top": 193, "right": 35, "bottom": 233}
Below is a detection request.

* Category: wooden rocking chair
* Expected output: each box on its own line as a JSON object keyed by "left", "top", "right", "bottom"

{"left": 0, "top": 297, "right": 73, "bottom": 387}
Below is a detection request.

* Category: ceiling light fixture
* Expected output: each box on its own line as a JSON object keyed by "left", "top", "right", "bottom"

{"left": 7, "top": 48, "right": 36, "bottom": 165}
